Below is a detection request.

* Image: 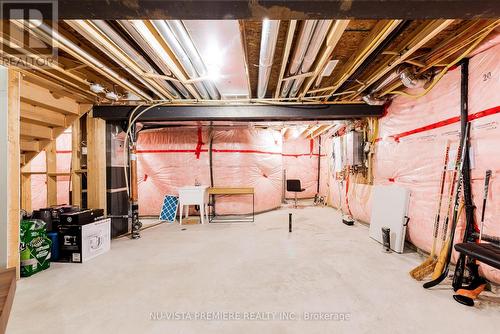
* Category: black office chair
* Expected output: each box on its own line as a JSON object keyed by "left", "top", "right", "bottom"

{"left": 286, "top": 179, "right": 306, "bottom": 208}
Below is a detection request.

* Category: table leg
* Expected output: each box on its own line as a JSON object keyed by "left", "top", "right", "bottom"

{"left": 200, "top": 204, "right": 205, "bottom": 225}
{"left": 179, "top": 204, "right": 183, "bottom": 225}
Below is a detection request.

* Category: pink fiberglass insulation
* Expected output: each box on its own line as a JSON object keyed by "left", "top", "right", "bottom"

{"left": 136, "top": 126, "right": 301, "bottom": 216}
{"left": 56, "top": 130, "right": 71, "bottom": 206}
{"left": 28, "top": 130, "right": 72, "bottom": 211}
{"left": 330, "top": 42, "right": 500, "bottom": 282}
{"left": 283, "top": 137, "right": 320, "bottom": 199}
{"left": 211, "top": 128, "right": 283, "bottom": 214}
{"left": 29, "top": 151, "right": 46, "bottom": 210}
{"left": 136, "top": 127, "right": 211, "bottom": 216}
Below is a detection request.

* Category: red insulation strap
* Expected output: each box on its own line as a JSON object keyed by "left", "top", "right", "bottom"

{"left": 194, "top": 127, "right": 204, "bottom": 159}
{"left": 375, "top": 105, "right": 500, "bottom": 142}
{"left": 309, "top": 139, "right": 314, "bottom": 156}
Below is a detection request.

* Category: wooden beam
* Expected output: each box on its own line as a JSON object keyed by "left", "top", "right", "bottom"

{"left": 45, "top": 141, "right": 57, "bottom": 206}
{"left": 349, "top": 20, "right": 454, "bottom": 99}
{"left": 320, "top": 20, "right": 402, "bottom": 98}
{"left": 20, "top": 80, "right": 80, "bottom": 115}
{"left": 7, "top": 70, "right": 21, "bottom": 275}
{"left": 300, "top": 19, "right": 350, "bottom": 98}
{"left": 20, "top": 140, "right": 40, "bottom": 152}
{"left": 86, "top": 111, "right": 107, "bottom": 212}
{"left": 20, "top": 163, "right": 32, "bottom": 212}
{"left": 71, "top": 119, "right": 82, "bottom": 207}
{"left": 20, "top": 121, "right": 53, "bottom": 140}
{"left": 78, "top": 103, "right": 93, "bottom": 117}
{"left": 275, "top": 20, "right": 297, "bottom": 99}
{"left": 20, "top": 101, "right": 66, "bottom": 127}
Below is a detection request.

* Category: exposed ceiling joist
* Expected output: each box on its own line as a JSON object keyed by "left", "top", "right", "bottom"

{"left": 316, "top": 19, "right": 402, "bottom": 98}
{"left": 299, "top": 19, "right": 350, "bottom": 98}
{"left": 348, "top": 19, "right": 455, "bottom": 99}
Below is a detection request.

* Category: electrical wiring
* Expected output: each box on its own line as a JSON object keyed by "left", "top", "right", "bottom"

{"left": 383, "top": 27, "right": 495, "bottom": 99}
{"left": 122, "top": 102, "right": 171, "bottom": 196}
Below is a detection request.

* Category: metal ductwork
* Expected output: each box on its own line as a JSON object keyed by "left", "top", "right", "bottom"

{"left": 166, "top": 20, "right": 221, "bottom": 100}
{"left": 118, "top": 20, "right": 191, "bottom": 99}
{"left": 289, "top": 20, "right": 332, "bottom": 98}
{"left": 92, "top": 20, "right": 183, "bottom": 99}
{"left": 399, "top": 68, "right": 429, "bottom": 89}
{"left": 257, "top": 20, "right": 280, "bottom": 99}
{"left": 152, "top": 20, "right": 212, "bottom": 100}
{"left": 23, "top": 20, "right": 153, "bottom": 101}
{"left": 280, "top": 20, "right": 317, "bottom": 98}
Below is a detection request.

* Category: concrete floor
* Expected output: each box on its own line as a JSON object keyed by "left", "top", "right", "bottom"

{"left": 8, "top": 206, "right": 500, "bottom": 333}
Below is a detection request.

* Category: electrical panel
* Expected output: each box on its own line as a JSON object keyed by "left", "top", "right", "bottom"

{"left": 345, "top": 131, "right": 363, "bottom": 167}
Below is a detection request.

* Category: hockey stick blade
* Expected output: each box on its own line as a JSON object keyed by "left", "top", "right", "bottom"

{"left": 423, "top": 268, "right": 448, "bottom": 289}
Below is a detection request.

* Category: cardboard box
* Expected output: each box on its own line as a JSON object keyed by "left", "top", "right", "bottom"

{"left": 58, "top": 218, "right": 111, "bottom": 263}
{"left": 183, "top": 217, "right": 200, "bottom": 225}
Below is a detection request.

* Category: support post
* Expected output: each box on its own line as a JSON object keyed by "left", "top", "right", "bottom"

{"left": 0, "top": 68, "right": 21, "bottom": 275}
{"left": 46, "top": 141, "right": 57, "bottom": 206}
{"left": 20, "top": 163, "right": 32, "bottom": 212}
{"left": 86, "top": 110, "right": 107, "bottom": 212}
{"left": 71, "top": 119, "right": 82, "bottom": 207}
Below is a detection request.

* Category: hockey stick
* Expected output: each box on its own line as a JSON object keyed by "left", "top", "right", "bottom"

{"left": 479, "top": 170, "right": 492, "bottom": 241}
{"left": 410, "top": 141, "right": 451, "bottom": 280}
{"left": 424, "top": 124, "right": 469, "bottom": 289}
{"left": 452, "top": 169, "right": 492, "bottom": 291}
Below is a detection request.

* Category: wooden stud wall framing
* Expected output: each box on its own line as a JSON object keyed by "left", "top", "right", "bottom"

{"left": 45, "top": 141, "right": 57, "bottom": 207}
{"left": 7, "top": 70, "right": 21, "bottom": 275}
{"left": 86, "top": 111, "right": 107, "bottom": 212}
{"left": 71, "top": 118, "right": 82, "bottom": 207}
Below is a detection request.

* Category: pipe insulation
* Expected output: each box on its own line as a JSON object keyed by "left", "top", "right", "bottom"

{"left": 23, "top": 20, "right": 153, "bottom": 101}
{"left": 289, "top": 20, "right": 332, "bottom": 98}
{"left": 281, "top": 20, "right": 317, "bottom": 98}
{"left": 257, "top": 20, "right": 280, "bottom": 99}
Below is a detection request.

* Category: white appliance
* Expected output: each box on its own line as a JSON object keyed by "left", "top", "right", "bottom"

{"left": 369, "top": 185, "right": 410, "bottom": 253}
{"left": 80, "top": 218, "right": 111, "bottom": 262}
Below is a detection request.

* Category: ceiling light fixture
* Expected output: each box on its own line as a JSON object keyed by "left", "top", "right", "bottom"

{"left": 90, "top": 83, "right": 105, "bottom": 94}
{"left": 105, "top": 91, "right": 119, "bottom": 101}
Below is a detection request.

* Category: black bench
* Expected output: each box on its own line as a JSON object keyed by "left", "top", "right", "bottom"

{"left": 454, "top": 243, "right": 500, "bottom": 269}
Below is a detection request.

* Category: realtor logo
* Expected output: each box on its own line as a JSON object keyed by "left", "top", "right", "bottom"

{"left": 0, "top": 0, "right": 58, "bottom": 67}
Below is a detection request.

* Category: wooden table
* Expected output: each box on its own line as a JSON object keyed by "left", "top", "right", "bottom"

{"left": 208, "top": 187, "right": 255, "bottom": 223}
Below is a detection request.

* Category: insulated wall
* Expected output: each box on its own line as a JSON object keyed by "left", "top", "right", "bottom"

{"left": 136, "top": 127, "right": 323, "bottom": 216}
{"left": 321, "top": 41, "right": 500, "bottom": 283}
{"left": 283, "top": 137, "right": 321, "bottom": 199}
{"left": 29, "top": 129, "right": 72, "bottom": 210}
